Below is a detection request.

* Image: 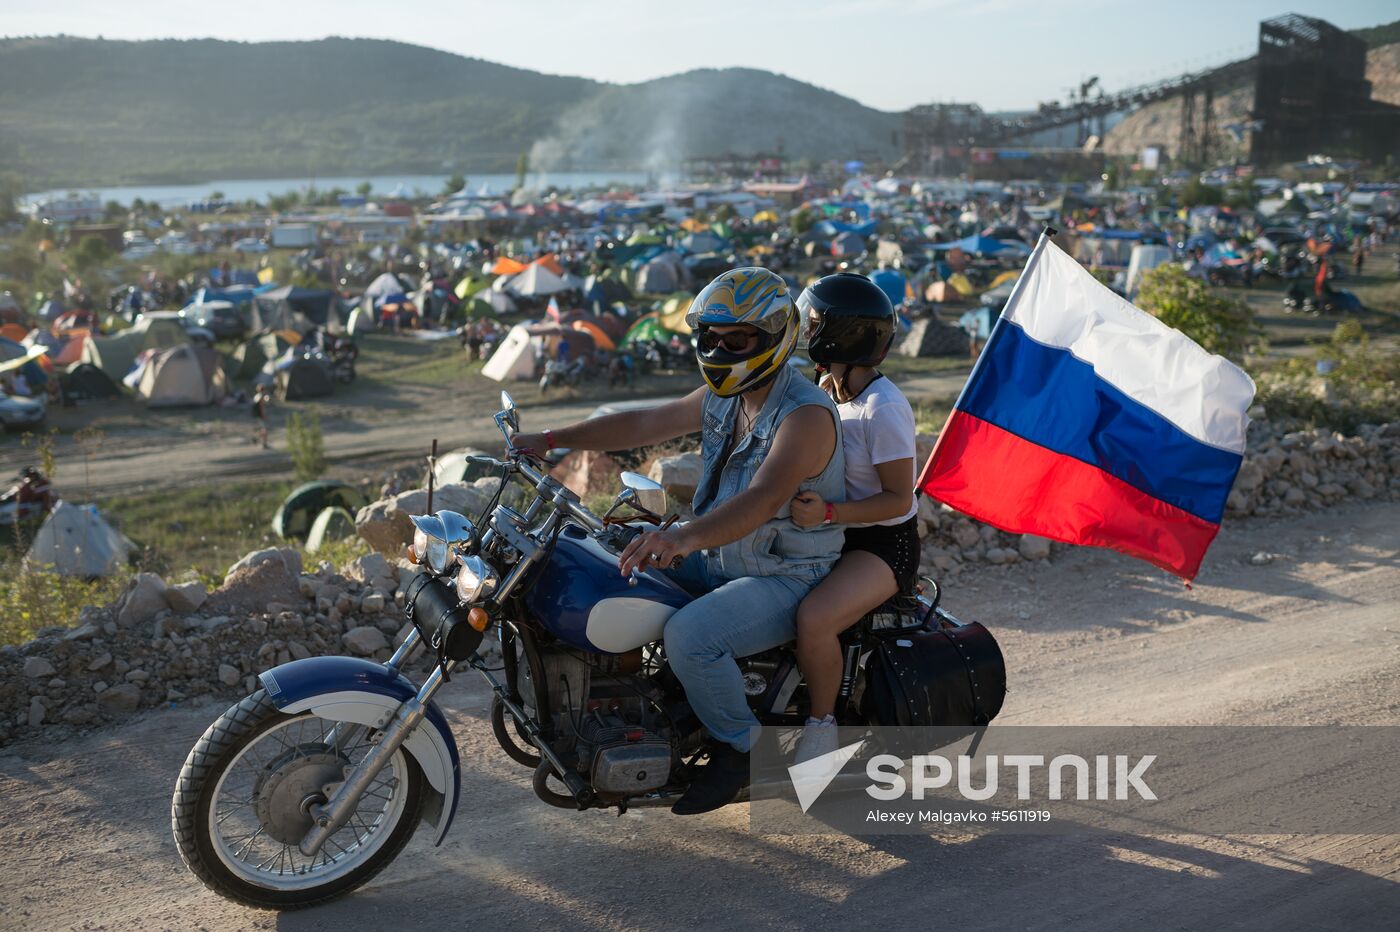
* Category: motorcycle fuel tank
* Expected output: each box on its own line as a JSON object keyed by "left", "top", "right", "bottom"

{"left": 524, "top": 524, "right": 693, "bottom": 654}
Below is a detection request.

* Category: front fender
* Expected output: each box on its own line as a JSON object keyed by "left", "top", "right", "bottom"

{"left": 258, "top": 656, "right": 461, "bottom": 846}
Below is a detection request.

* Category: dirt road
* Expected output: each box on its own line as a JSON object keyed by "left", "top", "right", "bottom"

{"left": 0, "top": 368, "right": 971, "bottom": 496}
{"left": 2, "top": 501, "right": 1397, "bottom": 930}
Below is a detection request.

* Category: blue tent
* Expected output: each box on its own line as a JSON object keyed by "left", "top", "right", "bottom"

{"left": 814, "top": 219, "right": 878, "bottom": 238}
{"left": 930, "top": 234, "right": 1010, "bottom": 255}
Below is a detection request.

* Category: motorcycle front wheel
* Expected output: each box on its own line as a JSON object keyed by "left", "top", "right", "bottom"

{"left": 171, "top": 690, "right": 425, "bottom": 910}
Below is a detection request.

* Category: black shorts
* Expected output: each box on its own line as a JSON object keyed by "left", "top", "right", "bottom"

{"left": 842, "top": 515, "right": 920, "bottom": 593}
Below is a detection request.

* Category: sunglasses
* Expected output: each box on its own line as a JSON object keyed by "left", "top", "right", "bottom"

{"left": 698, "top": 328, "right": 759, "bottom": 353}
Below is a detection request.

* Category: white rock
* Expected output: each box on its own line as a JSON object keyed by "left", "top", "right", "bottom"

{"left": 1017, "top": 535, "right": 1052, "bottom": 561}
{"left": 96, "top": 683, "right": 141, "bottom": 714}
{"left": 360, "top": 592, "right": 386, "bottom": 614}
{"left": 218, "top": 663, "right": 241, "bottom": 687}
{"left": 164, "top": 581, "right": 208, "bottom": 614}
{"left": 225, "top": 547, "right": 302, "bottom": 584}
{"left": 117, "top": 573, "right": 168, "bottom": 628}
{"left": 648, "top": 452, "right": 703, "bottom": 504}
{"left": 346, "top": 553, "right": 393, "bottom": 585}
{"left": 343, "top": 626, "right": 389, "bottom": 657}
{"left": 28, "top": 697, "right": 45, "bottom": 727}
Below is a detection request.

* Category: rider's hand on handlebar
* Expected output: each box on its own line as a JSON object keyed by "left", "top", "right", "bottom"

{"left": 509, "top": 432, "right": 548, "bottom": 457}
{"left": 619, "top": 527, "right": 690, "bottom": 576}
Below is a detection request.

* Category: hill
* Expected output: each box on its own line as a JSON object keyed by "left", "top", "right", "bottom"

{"left": 0, "top": 37, "right": 896, "bottom": 188}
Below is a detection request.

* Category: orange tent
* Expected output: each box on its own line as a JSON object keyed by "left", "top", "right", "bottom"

{"left": 530, "top": 254, "right": 566, "bottom": 276}
{"left": 52, "top": 329, "right": 90, "bottom": 366}
{"left": 0, "top": 323, "right": 27, "bottom": 343}
{"left": 680, "top": 218, "right": 709, "bottom": 233}
{"left": 571, "top": 319, "right": 616, "bottom": 352}
{"left": 491, "top": 257, "right": 527, "bottom": 275}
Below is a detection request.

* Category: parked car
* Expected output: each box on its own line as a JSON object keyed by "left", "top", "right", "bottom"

{"left": 231, "top": 237, "right": 269, "bottom": 254}
{"left": 0, "top": 393, "right": 45, "bottom": 432}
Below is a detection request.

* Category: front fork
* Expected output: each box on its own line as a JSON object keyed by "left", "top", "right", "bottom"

{"left": 299, "top": 628, "right": 445, "bottom": 857}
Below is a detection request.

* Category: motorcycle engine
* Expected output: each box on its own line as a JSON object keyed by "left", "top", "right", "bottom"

{"left": 532, "top": 646, "right": 673, "bottom": 795}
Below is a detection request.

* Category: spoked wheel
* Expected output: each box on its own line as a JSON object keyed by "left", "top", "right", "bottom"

{"left": 172, "top": 690, "right": 424, "bottom": 910}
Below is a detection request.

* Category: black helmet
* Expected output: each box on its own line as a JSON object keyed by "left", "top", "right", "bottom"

{"left": 798, "top": 272, "right": 895, "bottom": 367}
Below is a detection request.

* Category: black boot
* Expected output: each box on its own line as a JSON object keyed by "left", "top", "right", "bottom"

{"left": 671, "top": 743, "right": 750, "bottom": 815}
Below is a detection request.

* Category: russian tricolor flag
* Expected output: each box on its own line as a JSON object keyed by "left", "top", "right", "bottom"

{"left": 919, "top": 234, "right": 1256, "bottom": 580}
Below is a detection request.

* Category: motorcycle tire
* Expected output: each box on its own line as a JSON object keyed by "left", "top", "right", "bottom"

{"left": 171, "top": 689, "right": 425, "bottom": 910}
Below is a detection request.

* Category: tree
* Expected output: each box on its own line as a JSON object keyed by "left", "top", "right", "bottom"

{"left": 70, "top": 234, "right": 111, "bottom": 271}
{"left": 356, "top": 181, "right": 373, "bottom": 198}
{"left": 1136, "top": 264, "right": 1255, "bottom": 360}
{"left": 443, "top": 173, "right": 466, "bottom": 195}
{"left": 1180, "top": 177, "right": 1223, "bottom": 208}
{"left": 790, "top": 207, "right": 815, "bottom": 236}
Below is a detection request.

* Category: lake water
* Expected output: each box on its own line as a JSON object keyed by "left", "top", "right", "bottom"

{"left": 21, "top": 170, "right": 659, "bottom": 208}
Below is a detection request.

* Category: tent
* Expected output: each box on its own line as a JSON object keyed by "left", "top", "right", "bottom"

{"left": 453, "top": 274, "right": 491, "bottom": 301}
{"left": 571, "top": 319, "right": 616, "bottom": 352}
{"left": 481, "top": 324, "right": 536, "bottom": 381}
{"left": 679, "top": 231, "right": 727, "bottom": 254}
{"left": 49, "top": 329, "right": 89, "bottom": 366}
{"left": 137, "top": 344, "right": 228, "bottom": 407}
{"left": 461, "top": 298, "right": 496, "bottom": 320}
{"left": 306, "top": 507, "right": 358, "bottom": 553}
{"left": 61, "top": 362, "right": 122, "bottom": 400}
{"left": 25, "top": 501, "right": 134, "bottom": 577}
{"left": 251, "top": 285, "right": 337, "bottom": 333}
{"left": 1125, "top": 244, "right": 1174, "bottom": 299}
{"left": 623, "top": 314, "right": 672, "bottom": 346}
{"left": 831, "top": 232, "right": 865, "bottom": 256}
{"left": 931, "top": 234, "right": 1010, "bottom": 255}
{"left": 364, "top": 272, "right": 408, "bottom": 302}
{"left": 129, "top": 314, "right": 191, "bottom": 349}
{"left": 658, "top": 294, "right": 694, "bottom": 334}
{"left": 228, "top": 337, "right": 269, "bottom": 382}
{"left": 432, "top": 447, "right": 498, "bottom": 486}
{"left": 582, "top": 274, "right": 631, "bottom": 308}
{"left": 491, "top": 257, "right": 528, "bottom": 276}
{"left": 80, "top": 331, "right": 143, "bottom": 380}
{"left": 272, "top": 481, "right": 367, "bottom": 539}
{"left": 277, "top": 357, "right": 334, "bottom": 400}
{"left": 507, "top": 264, "right": 579, "bottom": 297}
{"left": 0, "top": 322, "right": 27, "bottom": 343}
{"left": 345, "top": 306, "right": 376, "bottom": 336}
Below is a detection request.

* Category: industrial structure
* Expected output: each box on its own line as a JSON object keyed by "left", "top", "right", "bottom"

{"left": 898, "top": 12, "right": 1400, "bottom": 173}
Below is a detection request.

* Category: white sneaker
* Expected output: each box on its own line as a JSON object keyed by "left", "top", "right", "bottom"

{"left": 793, "top": 716, "right": 839, "bottom": 766}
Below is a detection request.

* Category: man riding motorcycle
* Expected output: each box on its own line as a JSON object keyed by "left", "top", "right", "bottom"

{"left": 513, "top": 267, "right": 845, "bottom": 814}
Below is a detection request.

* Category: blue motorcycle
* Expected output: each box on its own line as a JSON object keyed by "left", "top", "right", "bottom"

{"left": 172, "top": 392, "right": 981, "bottom": 909}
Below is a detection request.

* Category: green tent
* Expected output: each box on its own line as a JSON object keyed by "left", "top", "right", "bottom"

{"left": 306, "top": 506, "right": 358, "bottom": 553}
{"left": 462, "top": 298, "right": 496, "bottom": 320}
{"left": 228, "top": 337, "right": 268, "bottom": 383}
{"left": 80, "top": 331, "right": 143, "bottom": 380}
{"left": 626, "top": 231, "right": 663, "bottom": 247}
{"left": 272, "top": 481, "right": 368, "bottom": 540}
{"left": 623, "top": 314, "right": 673, "bottom": 346}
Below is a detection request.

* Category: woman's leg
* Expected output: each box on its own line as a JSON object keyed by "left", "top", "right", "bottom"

{"left": 796, "top": 551, "right": 898, "bottom": 720}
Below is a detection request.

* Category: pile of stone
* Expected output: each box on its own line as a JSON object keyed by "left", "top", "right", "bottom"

{"left": 1226, "top": 418, "right": 1399, "bottom": 518}
{"left": 0, "top": 548, "right": 470, "bottom": 747}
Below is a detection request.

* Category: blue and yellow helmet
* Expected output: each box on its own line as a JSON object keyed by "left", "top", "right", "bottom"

{"left": 685, "top": 268, "right": 798, "bottom": 397}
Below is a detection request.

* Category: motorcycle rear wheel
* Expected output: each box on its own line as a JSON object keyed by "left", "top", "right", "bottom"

{"left": 171, "top": 690, "right": 425, "bottom": 910}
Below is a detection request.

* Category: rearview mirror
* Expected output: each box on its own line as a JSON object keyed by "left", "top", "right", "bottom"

{"left": 499, "top": 391, "right": 519, "bottom": 432}
{"left": 620, "top": 471, "right": 667, "bottom": 514}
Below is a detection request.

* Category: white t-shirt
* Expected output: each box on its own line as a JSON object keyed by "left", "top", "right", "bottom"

{"left": 835, "top": 374, "right": 918, "bottom": 527}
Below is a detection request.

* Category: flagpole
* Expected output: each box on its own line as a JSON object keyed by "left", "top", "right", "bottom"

{"left": 916, "top": 226, "right": 1057, "bottom": 497}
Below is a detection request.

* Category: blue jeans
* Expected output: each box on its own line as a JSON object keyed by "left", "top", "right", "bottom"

{"left": 663, "top": 553, "right": 818, "bottom": 753}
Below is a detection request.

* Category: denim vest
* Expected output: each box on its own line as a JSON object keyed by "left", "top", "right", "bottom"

{"left": 692, "top": 363, "right": 846, "bottom": 582}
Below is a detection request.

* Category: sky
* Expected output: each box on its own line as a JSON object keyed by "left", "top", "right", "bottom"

{"left": 5, "top": 0, "right": 1397, "bottom": 112}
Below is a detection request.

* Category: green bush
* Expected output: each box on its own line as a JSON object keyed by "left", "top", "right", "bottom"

{"left": 1253, "top": 322, "right": 1400, "bottom": 432}
{"left": 0, "top": 563, "right": 125, "bottom": 646}
{"left": 286, "top": 408, "right": 328, "bottom": 484}
{"left": 1136, "top": 264, "right": 1256, "bottom": 360}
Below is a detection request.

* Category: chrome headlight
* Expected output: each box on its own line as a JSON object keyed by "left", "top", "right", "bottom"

{"left": 410, "top": 514, "right": 457, "bottom": 575}
{"left": 455, "top": 555, "right": 499, "bottom": 604}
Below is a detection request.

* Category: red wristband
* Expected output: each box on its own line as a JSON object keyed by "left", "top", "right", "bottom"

{"left": 824, "top": 502, "right": 836, "bottom": 524}
{"left": 544, "top": 429, "right": 556, "bottom": 450}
